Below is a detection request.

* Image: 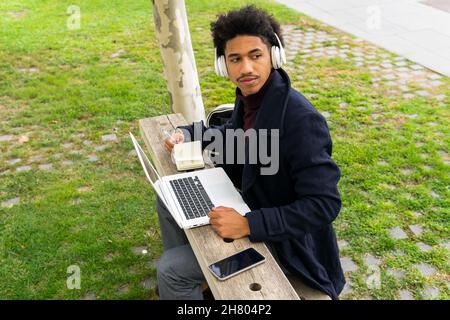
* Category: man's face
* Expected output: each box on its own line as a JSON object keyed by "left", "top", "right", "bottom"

{"left": 224, "top": 35, "right": 273, "bottom": 96}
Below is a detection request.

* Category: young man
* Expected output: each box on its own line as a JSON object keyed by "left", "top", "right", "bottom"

{"left": 157, "top": 5, "right": 345, "bottom": 300}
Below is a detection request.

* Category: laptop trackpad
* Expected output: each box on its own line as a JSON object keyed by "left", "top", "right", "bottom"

{"left": 205, "top": 181, "right": 249, "bottom": 215}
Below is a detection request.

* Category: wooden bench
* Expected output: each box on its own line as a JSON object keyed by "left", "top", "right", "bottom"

{"left": 139, "top": 113, "right": 331, "bottom": 300}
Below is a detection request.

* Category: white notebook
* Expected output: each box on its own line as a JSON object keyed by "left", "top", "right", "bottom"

{"left": 173, "top": 141, "right": 205, "bottom": 171}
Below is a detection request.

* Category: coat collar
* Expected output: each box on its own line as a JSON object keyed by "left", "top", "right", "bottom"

{"left": 231, "top": 68, "right": 291, "bottom": 193}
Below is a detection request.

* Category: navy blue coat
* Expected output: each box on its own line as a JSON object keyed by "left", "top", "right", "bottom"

{"left": 179, "top": 68, "right": 345, "bottom": 299}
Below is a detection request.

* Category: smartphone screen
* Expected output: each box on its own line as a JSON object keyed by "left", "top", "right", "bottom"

{"left": 208, "top": 248, "right": 265, "bottom": 280}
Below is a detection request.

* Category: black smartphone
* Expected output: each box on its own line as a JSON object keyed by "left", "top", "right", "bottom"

{"left": 208, "top": 248, "right": 266, "bottom": 281}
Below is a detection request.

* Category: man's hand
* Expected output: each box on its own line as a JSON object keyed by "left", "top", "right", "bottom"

{"left": 208, "top": 206, "right": 250, "bottom": 239}
{"left": 163, "top": 130, "right": 185, "bottom": 152}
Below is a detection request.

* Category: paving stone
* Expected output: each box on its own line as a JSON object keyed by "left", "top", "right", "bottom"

{"left": 16, "top": 166, "right": 32, "bottom": 172}
{"left": 384, "top": 184, "right": 396, "bottom": 190}
{"left": 340, "top": 257, "right": 358, "bottom": 273}
{"left": 87, "top": 155, "right": 98, "bottom": 162}
{"left": 38, "top": 164, "right": 53, "bottom": 171}
{"left": 414, "top": 263, "right": 436, "bottom": 277}
{"left": 338, "top": 239, "right": 349, "bottom": 249}
{"left": 394, "top": 56, "right": 406, "bottom": 61}
{"left": 341, "top": 279, "right": 353, "bottom": 296}
{"left": 72, "top": 133, "right": 85, "bottom": 138}
{"left": 128, "top": 150, "right": 137, "bottom": 157}
{"left": 72, "top": 198, "right": 81, "bottom": 205}
{"left": 409, "top": 224, "right": 423, "bottom": 237}
{"left": 428, "top": 74, "right": 441, "bottom": 80}
{"left": 18, "top": 135, "right": 29, "bottom": 143}
{"left": 416, "top": 242, "right": 432, "bottom": 252}
{"left": 117, "top": 285, "right": 130, "bottom": 294}
{"left": 430, "top": 80, "right": 442, "bottom": 87}
{"left": 62, "top": 160, "right": 73, "bottom": 166}
{"left": 410, "top": 64, "right": 423, "bottom": 70}
{"left": 400, "top": 168, "right": 413, "bottom": 175}
{"left": 377, "top": 160, "right": 388, "bottom": 166}
{"left": 365, "top": 254, "right": 380, "bottom": 266}
{"left": 132, "top": 246, "right": 148, "bottom": 255}
{"left": 412, "top": 211, "right": 423, "bottom": 218}
{"left": 81, "top": 292, "right": 96, "bottom": 300}
{"left": 441, "top": 241, "right": 450, "bottom": 250}
{"left": 83, "top": 140, "right": 92, "bottom": 146}
{"left": 0, "top": 135, "right": 14, "bottom": 142}
{"left": 399, "top": 85, "right": 410, "bottom": 92}
{"left": 69, "top": 150, "right": 82, "bottom": 155}
{"left": 1, "top": 197, "right": 20, "bottom": 208}
{"left": 104, "top": 253, "right": 116, "bottom": 261}
{"left": 389, "top": 227, "right": 408, "bottom": 240}
{"left": 141, "top": 278, "right": 156, "bottom": 290}
{"left": 399, "top": 289, "right": 414, "bottom": 300}
{"left": 6, "top": 158, "right": 21, "bottom": 165}
{"left": 94, "top": 145, "right": 108, "bottom": 152}
{"left": 387, "top": 268, "right": 405, "bottom": 280}
{"left": 29, "top": 155, "right": 44, "bottom": 162}
{"left": 403, "top": 93, "right": 415, "bottom": 99}
{"left": 147, "top": 259, "right": 158, "bottom": 270}
{"left": 382, "top": 74, "right": 396, "bottom": 80}
{"left": 430, "top": 191, "right": 439, "bottom": 198}
{"left": 77, "top": 186, "right": 91, "bottom": 193}
{"left": 62, "top": 143, "right": 74, "bottom": 148}
{"left": 111, "top": 49, "right": 126, "bottom": 58}
{"left": 422, "top": 286, "right": 440, "bottom": 299}
{"left": 321, "top": 111, "right": 331, "bottom": 119}
{"left": 52, "top": 153, "right": 63, "bottom": 159}
{"left": 392, "top": 249, "right": 406, "bottom": 257}
{"left": 396, "top": 67, "right": 410, "bottom": 73}
{"left": 102, "top": 134, "right": 117, "bottom": 142}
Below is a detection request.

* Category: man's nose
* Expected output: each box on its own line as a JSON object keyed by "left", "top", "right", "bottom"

{"left": 240, "top": 57, "right": 254, "bottom": 74}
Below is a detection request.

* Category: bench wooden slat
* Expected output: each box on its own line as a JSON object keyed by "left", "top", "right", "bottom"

{"left": 139, "top": 113, "right": 330, "bottom": 300}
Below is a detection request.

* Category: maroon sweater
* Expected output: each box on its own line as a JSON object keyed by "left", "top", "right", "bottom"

{"left": 236, "top": 69, "right": 276, "bottom": 132}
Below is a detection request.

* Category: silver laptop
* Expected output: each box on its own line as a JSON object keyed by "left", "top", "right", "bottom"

{"left": 130, "top": 132, "right": 250, "bottom": 229}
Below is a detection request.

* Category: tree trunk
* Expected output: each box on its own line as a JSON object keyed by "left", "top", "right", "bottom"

{"left": 152, "top": 0, "right": 206, "bottom": 123}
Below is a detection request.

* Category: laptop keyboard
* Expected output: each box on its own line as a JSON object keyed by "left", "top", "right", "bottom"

{"left": 169, "top": 176, "right": 214, "bottom": 220}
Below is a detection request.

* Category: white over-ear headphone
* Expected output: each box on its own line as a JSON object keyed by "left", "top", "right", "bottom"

{"left": 214, "top": 32, "right": 286, "bottom": 78}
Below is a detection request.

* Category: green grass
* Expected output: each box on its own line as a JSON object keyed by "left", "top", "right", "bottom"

{"left": 0, "top": 0, "right": 449, "bottom": 299}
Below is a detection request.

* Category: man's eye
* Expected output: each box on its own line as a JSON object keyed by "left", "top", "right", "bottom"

{"left": 230, "top": 58, "right": 239, "bottom": 63}
{"left": 253, "top": 54, "right": 262, "bottom": 59}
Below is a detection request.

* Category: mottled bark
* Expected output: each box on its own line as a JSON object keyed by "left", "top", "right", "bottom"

{"left": 152, "top": 0, "right": 206, "bottom": 123}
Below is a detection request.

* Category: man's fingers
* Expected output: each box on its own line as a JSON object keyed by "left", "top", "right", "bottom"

{"left": 208, "top": 210, "right": 220, "bottom": 219}
{"left": 164, "top": 138, "right": 175, "bottom": 152}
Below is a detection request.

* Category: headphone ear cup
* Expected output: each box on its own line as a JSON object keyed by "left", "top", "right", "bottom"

{"left": 214, "top": 48, "right": 221, "bottom": 76}
{"left": 214, "top": 57, "right": 220, "bottom": 76}
{"left": 272, "top": 32, "right": 286, "bottom": 69}
{"left": 271, "top": 45, "right": 281, "bottom": 69}
{"left": 279, "top": 44, "right": 286, "bottom": 66}
{"left": 219, "top": 55, "right": 228, "bottom": 77}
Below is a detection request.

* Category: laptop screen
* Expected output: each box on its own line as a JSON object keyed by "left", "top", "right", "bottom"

{"left": 129, "top": 132, "right": 161, "bottom": 184}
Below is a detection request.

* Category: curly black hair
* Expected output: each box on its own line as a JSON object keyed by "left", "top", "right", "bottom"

{"left": 210, "top": 5, "right": 284, "bottom": 56}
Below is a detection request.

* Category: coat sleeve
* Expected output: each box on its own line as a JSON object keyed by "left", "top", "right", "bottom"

{"left": 245, "top": 111, "right": 341, "bottom": 242}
